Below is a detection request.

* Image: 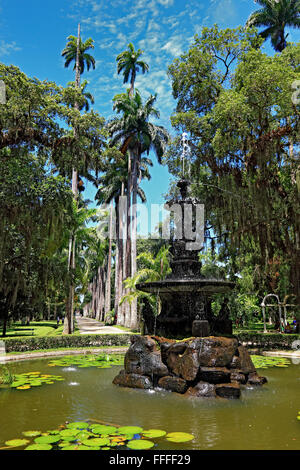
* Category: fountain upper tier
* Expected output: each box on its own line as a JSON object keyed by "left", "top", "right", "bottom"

{"left": 137, "top": 177, "right": 235, "bottom": 338}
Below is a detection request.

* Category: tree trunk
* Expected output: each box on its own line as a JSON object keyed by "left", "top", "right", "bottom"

{"left": 124, "top": 151, "right": 133, "bottom": 327}
{"left": 105, "top": 203, "right": 113, "bottom": 317}
{"left": 130, "top": 149, "right": 138, "bottom": 330}
{"left": 65, "top": 23, "right": 81, "bottom": 335}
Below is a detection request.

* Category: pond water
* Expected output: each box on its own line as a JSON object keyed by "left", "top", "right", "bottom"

{"left": 0, "top": 356, "right": 300, "bottom": 450}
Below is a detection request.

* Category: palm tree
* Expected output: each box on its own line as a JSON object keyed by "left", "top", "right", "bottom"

{"left": 116, "top": 43, "right": 149, "bottom": 97}
{"left": 246, "top": 0, "right": 300, "bottom": 52}
{"left": 96, "top": 153, "right": 152, "bottom": 327}
{"left": 61, "top": 24, "right": 96, "bottom": 333}
{"left": 108, "top": 90, "right": 169, "bottom": 329}
{"left": 62, "top": 34, "right": 96, "bottom": 79}
{"left": 64, "top": 80, "right": 95, "bottom": 112}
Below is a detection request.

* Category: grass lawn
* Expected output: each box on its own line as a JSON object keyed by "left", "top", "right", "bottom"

{"left": 0, "top": 320, "right": 80, "bottom": 339}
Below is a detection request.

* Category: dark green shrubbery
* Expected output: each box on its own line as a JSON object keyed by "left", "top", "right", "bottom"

{"left": 3, "top": 334, "right": 131, "bottom": 353}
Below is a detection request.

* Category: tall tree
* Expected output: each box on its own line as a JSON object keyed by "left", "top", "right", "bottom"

{"left": 246, "top": 0, "right": 300, "bottom": 52}
{"left": 95, "top": 151, "right": 151, "bottom": 326}
{"left": 108, "top": 90, "right": 169, "bottom": 328}
{"left": 167, "top": 25, "right": 300, "bottom": 303}
{"left": 115, "top": 44, "right": 149, "bottom": 326}
{"left": 116, "top": 43, "right": 149, "bottom": 97}
{"left": 61, "top": 25, "right": 96, "bottom": 333}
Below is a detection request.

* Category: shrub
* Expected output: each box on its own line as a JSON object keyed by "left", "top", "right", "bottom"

{"left": 2, "top": 334, "right": 132, "bottom": 353}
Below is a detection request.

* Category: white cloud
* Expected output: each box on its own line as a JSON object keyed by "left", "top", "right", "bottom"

{"left": 0, "top": 40, "right": 21, "bottom": 57}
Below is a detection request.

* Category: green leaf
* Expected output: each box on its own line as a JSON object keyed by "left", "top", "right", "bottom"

{"left": 127, "top": 439, "right": 155, "bottom": 450}
{"left": 166, "top": 432, "right": 195, "bottom": 443}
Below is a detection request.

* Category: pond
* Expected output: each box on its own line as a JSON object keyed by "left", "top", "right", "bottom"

{"left": 0, "top": 354, "right": 300, "bottom": 450}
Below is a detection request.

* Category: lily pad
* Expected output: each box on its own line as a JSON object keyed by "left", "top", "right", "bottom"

{"left": 34, "top": 435, "right": 60, "bottom": 444}
{"left": 127, "top": 439, "right": 155, "bottom": 450}
{"left": 118, "top": 426, "right": 143, "bottom": 435}
{"left": 82, "top": 437, "right": 110, "bottom": 447}
{"left": 90, "top": 425, "right": 117, "bottom": 435}
{"left": 166, "top": 432, "right": 195, "bottom": 443}
{"left": 66, "top": 421, "right": 89, "bottom": 430}
{"left": 25, "top": 444, "right": 52, "bottom": 450}
{"left": 142, "top": 429, "right": 166, "bottom": 438}
{"left": 5, "top": 439, "right": 30, "bottom": 447}
{"left": 22, "top": 431, "right": 42, "bottom": 437}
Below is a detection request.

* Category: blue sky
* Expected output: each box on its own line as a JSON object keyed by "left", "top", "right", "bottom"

{"left": 1, "top": 0, "right": 300, "bottom": 217}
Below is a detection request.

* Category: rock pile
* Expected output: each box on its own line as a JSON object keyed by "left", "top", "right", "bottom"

{"left": 113, "top": 335, "right": 267, "bottom": 399}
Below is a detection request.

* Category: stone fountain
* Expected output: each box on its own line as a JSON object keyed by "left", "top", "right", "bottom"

{"left": 113, "top": 137, "right": 267, "bottom": 399}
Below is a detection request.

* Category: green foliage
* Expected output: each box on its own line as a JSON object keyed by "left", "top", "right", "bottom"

{"left": 166, "top": 25, "right": 300, "bottom": 304}
{"left": 120, "top": 246, "right": 171, "bottom": 316}
{"left": 0, "top": 365, "right": 13, "bottom": 385}
{"left": 2, "top": 334, "right": 131, "bottom": 353}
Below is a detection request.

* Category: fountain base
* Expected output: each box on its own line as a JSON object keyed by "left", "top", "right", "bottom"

{"left": 113, "top": 335, "right": 267, "bottom": 399}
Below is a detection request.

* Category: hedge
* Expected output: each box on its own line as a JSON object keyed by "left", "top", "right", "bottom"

{"left": 2, "top": 334, "right": 132, "bottom": 353}
{"left": 2, "top": 331, "right": 300, "bottom": 353}
{"left": 236, "top": 332, "right": 300, "bottom": 350}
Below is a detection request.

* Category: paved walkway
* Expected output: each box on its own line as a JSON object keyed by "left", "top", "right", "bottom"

{"left": 75, "top": 315, "right": 131, "bottom": 335}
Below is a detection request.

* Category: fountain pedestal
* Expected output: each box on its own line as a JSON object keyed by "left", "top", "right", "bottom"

{"left": 192, "top": 319, "right": 210, "bottom": 337}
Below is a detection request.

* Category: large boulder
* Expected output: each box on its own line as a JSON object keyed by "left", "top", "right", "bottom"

{"left": 215, "top": 383, "right": 241, "bottom": 399}
{"left": 124, "top": 335, "right": 169, "bottom": 378}
{"left": 113, "top": 370, "right": 152, "bottom": 389}
{"left": 247, "top": 372, "right": 268, "bottom": 386}
{"left": 158, "top": 376, "right": 188, "bottom": 394}
{"left": 236, "top": 345, "right": 256, "bottom": 374}
{"left": 192, "top": 337, "right": 238, "bottom": 368}
{"left": 199, "top": 367, "right": 231, "bottom": 384}
{"left": 186, "top": 381, "right": 216, "bottom": 398}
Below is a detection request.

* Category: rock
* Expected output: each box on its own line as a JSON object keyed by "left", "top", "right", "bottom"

{"left": 215, "top": 383, "right": 241, "bottom": 399}
{"left": 248, "top": 373, "right": 268, "bottom": 386}
{"left": 229, "top": 355, "right": 241, "bottom": 369}
{"left": 168, "top": 342, "right": 187, "bottom": 354}
{"left": 124, "top": 335, "right": 169, "bottom": 378}
{"left": 158, "top": 376, "right": 188, "bottom": 394}
{"left": 172, "top": 349, "right": 200, "bottom": 381}
{"left": 186, "top": 381, "right": 216, "bottom": 398}
{"left": 230, "top": 371, "right": 247, "bottom": 384}
{"left": 236, "top": 346, "right": 256, "bottom": 374}
{"left": 199, "top": 367, "right": 231, "bottom": 384}
{"left": 190, "top": 337, "right": 238, "bottom": 368}
{"left": 113, "top": 370, "right": 152, "bottom": 389}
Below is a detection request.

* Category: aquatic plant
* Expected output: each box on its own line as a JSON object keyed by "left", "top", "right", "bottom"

{"left": 47, "top": 354, "right": 124, "bottom": 369}
{"left": 0, "top": 365, "right": 14, "bottom": 385}
{"left": 10, "top": 372, "right": 64, "bottom": 390}
{"left": 1, "top": 420, "right": 195, "bottom": 450}
{"left": 251, "top": 355, "right": 291, "bottom": 369}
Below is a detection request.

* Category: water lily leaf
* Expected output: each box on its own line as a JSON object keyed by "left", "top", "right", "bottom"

{"left": 34, "top": 435, "right": 60, "bottom": 444}
{"left": 82, "top": 437, "right": 110, "bottom": 447}
{"left": 5, "top": 439, "right": 30, "bottom": 447}
{"left": 166, "top": 432, "right": 194, "bottom": 443}
{"left": 90, "top": 425, "right": 117, "bottom": 435}
{"left": 22, "top": 431, "right": 42, "bottom": 437}
{"left": 127, "top": 439, "right": 154, "bottom": 450}
{"left": 142, "top": 429, "right": 166, "bottom": 438}
{"left": 66, "top": 422, "right": 89, "bottom": 430}
{"left": 60, "top": 445, "right": 80, "bottom": 450}
{"left": 25, "top": 444, "right": 52, "bottom": 450}
{"left": 59, "top": 429, "right": 80, "bottom": 438}
{"left": 118, "top": 426, "right": 143, "bottom": 435}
